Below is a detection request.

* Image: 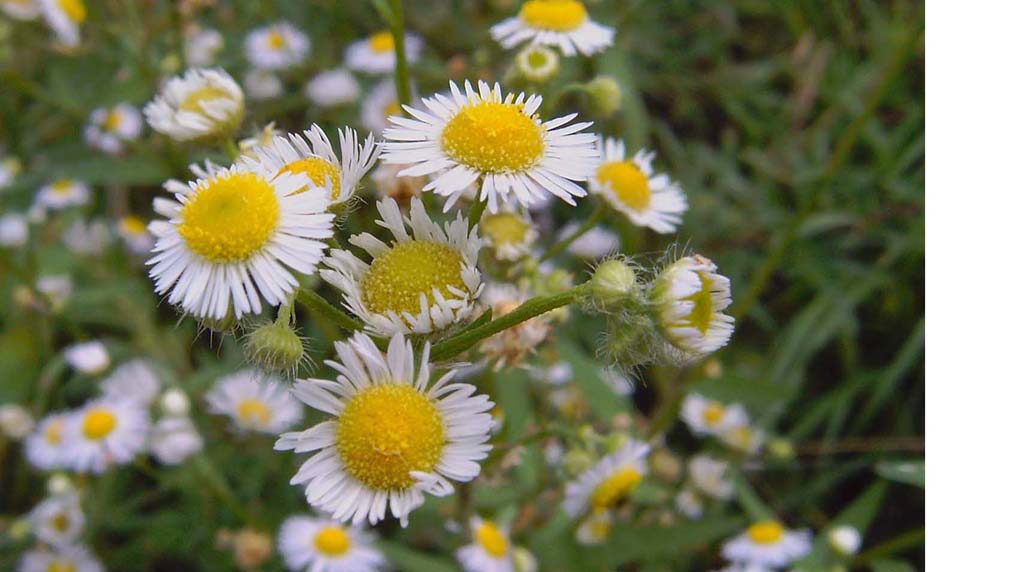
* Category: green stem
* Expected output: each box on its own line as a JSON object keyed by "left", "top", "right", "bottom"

{"left": 221, "top": 137, "right": 240, "bottom": 161}
{"left": 194, "top": 454, "right": 257, "bottom": 525}
{"left": 467, "top": 197, "right": 487, "bottom": 229}
{"left": 295, "top": 288, "right": 362, "bottom": 332}
{"left": 432, "top": 282, "right": 591, "bottom": 361}
{"left": 541, "top": 203, "right": 607, "bottom": 262}
{"left": 389, "top": 0, "right": 412, "bottom": 107}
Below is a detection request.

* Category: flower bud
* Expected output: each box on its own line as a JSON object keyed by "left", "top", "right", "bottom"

{"left": 584, "top": 75, "right": 622, "bottom": 118}
{"left": 47, "top": 473, "right": 74, "bottom": 496}
{"left": 605, "top": 431, "right": 632, "bottom": 453}
{"left": 767, "top": 437, "right": 795, "bottom": 461}
{"left": 160, "top": 388, "right": 191, "bottom": 417}
{"left": 198, "top": 311, "right": 239, "bottom": 334}
{"left": 0, "top": 403, "right": 34, "bottom": 440}
{"left": 244, "top": 321, "right": 306, "bottom": 374}
{"left": 590, "top": 259, "right": 637, "bottom": 310}
{"left": 515, "top": 45, "right": 560, "bottom": 83}
{"left": 563, "top": 448, "right": 595, "bottom": 476}
{"left": 828, "top": 525, "right": 862, "bottom": 556}
{"left": 513, "top": 547, "right": 538, "bottom": 572}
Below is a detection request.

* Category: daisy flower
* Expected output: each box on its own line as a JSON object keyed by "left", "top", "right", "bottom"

{"left": 720, "top": 425, "right": 765, "bottom": 456}
{"left": 117, "top": 215, "right": 154, "bottom": 255}
{"left": 651, "top": 254, "right": 735, "bottom": 358}
{"left": 99, "top": 360, "right": 162, "bottom": 406}
{"left": 480, "top": 209, "right": 537, "bottom": 261}
{"left": 144, "top": 68, "right": 245, "bottom": 142}
{"left": 306, "top": 68, "right": 360, "bottom": 108}
{"left": 361, "top": 81, "right": 403, "bottom": 134}
{"left": 721, "top": 521, "right": 812, "bottom": 569}
{"left": 688, "top": 454, "right": 734, "bottom": 500}
{"left": 39, "top": 0, "right": 86, "bottom": 47}
{"left": 29, "top": 492, "right": 85, "bottom": 547}
{"left": 24, "top": 412, "right": 74, "bottom": 470}
{"left": 562, "top": 439, "right": 650, "bottom": 518}
{"left": 490, "top": 0, "right": 614, "bottom": 57}
{"left": 278, "top": 515, "right": 386, "bottom": 572}
{"left": 185, "top": 27, "right": 223, "bottom": 66}
{"left": 64, "top": 341, "right": 110, "bottom": 375}
{"left": 244, "top": 124, "right": 380, "bottom": 206}
{"left": 206, "top": 369, "right": 302, "bottom": 434}
{"left": 36, "top": 179, "right": 90, "bottom": 211}
{"left": 84, "top": 103, "right": 143, "bottom": 155}
{"left": 558, "top": 222, "right": 619, "bottom": 259}
{"left": 457, "top": 517, "right": 515, "bottom": 572}
{"left": 275, "top": 333, "right": 495, "bottom": 527}
{"left": 63, "top": 219, "right": 110, "bottom": 256}
{"left": 679, "top": 394, "right": 748, "bottom": 437}
{"left": 245, "top": 22, "right": 310, "bottom": 70}
{"left": 478, "top": 284, "right": 551, "bottom": 369}
{"left": 1, "top": 0, "right": 40, "bottom": 21}
{"left": 147, "top": 164, "right": 333, "bottom": 320}
{"left": 0, "top": 212, "right": 28, "bottom": 247}
{"left": 591, "top": 138, "right": 687, "bottom": 234}
{"left": 575, "top": 510, "right": 613, "bottom": 545}
{"left": 345, "top": 31, "right": 423, "bottom": 74}
{"left": 65, "top": 398, "right": 150, "bottom": 474}
{"left": 515, "top": 45, "right": 560, "bottom": 83}
{"left": 149, "top": 416, "right": 203, "bottom": 465}
{"left": 382, "top": 80, "right": 599, "bottom": 212}
{"left": 245, "top": 69, "right": 284, "bottom": 100}
{"left": 18, "top": 544, "right": 103, "bottom": 572}
{"left": 321, "top": 196, "right": 483, "bottom": 336}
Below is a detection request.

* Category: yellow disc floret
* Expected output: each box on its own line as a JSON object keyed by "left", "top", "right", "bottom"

{"left": 52, "top": 180, "right": 74, "bottom": 195}
{"left": 748, "top": 521, "right": 785, "bottom": 545}
{"left": 475, "top": 520, "right": 509, "bottom": 558}
{"left": 267, "top": 30, "right": 286, "bottom": 50}
{"left": 47, "top": 559, "right": 76, "bottom": 572}
{"left": 362, "top": 241, "right": 467, "bottom": 317}
{"left": 52, "top": 513, "right": 70, "bottom": 532}
{"left": 369, "top": 31, "right": 395, "bottom": 53}
{"left": 179, "top": 172, "right": 280, "bottom": 263}
{"left": 520, "top": 0, "right": 587, "bottom": 31}
{"left": 45, "top": 420, "right": 64, "bottom": 445}
{"left": 181, "top": 86, "right": 233, "bottom": 116}
{"left": 237, "top": 399, "right": 272, "bottom": 427}
{"left": 103, "top": 109, "right": 123, "bottom": 132}
{"left": 279, "top": 157, "right": 342, "bottom": 200}
{"left": 481, "top": 213, "right": 531, "bottom": 246}
{"left": 703, "top": 401, "right": 725, "bottom": 425}
{"left": 82, "top": 408, "right": 117, "bottom": 440}
{"left": 120, "top": 215, "right": 147, "bottom": 236}
{"left": 58, "top": 0, "right": 86, "bottom": 24}
{"left": 590, "top": 466, "right": 642, "bottom": 511}
{"left": 336, "top": 384, "right": 446, "bottom": 491}
{"left": 442, "top": 102, "right": 545, "bottom": 174}
{"left": 683, "top": 274, "right": 716, "bottom": 334}
{"left": 314, "top": 526, "right": 351, "bottom": 556}
{"left": 598, "top": 161, "right": 651, "bottom": 211}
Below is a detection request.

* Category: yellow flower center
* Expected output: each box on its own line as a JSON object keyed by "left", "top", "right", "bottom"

{"left": 237, "top": 399, "right": 272, "bottom": 427}
{"left": 441, "top": 102, "right": 545, "bottom": 174}
{"left": 47, "top": 560, "right": 76, "bottom": 572}
{"left": 178, "top": 172, "right": 280, "bottom": 263}
{"left": 590, "top": 466, "right": 642, "bottom": 511}
{"left": 279, "top": 157, "right": 342, "bottom": 200}
{"left": 180, "top": 86, "right": 233, "bottom": 116}
{"left": 527, "top": 50, "right": 550, "bottom": 69}
{"left": 52, "top": 180, "right": 74, "bottom": 196}
{"left": 703, "top": 401, "right": 725, "bottom": 425}
{"left": 748, "top": 521, "right": 785, "bottom": 545}
{"left": 103, "top": 109, "right": 123, "bottom": 132}
{"left": 475, "top": 520, "right": 509, "bottom": 558}
{"left": 120, "top": 215, "right": 147, "bottom": 236}
{"left": 336, "top": 384, "right": 445, "bottom": 491}
{"left": 82, "top": 408, "right": 117, "bottom": 440}
{"left": 684, "top": 273, "right": 715, "bottom": 334}
{"left": 597, "top": 161, "right": 651, "bottom": 211}
{"left": 519, "top": 0, "right": 587, "bottom": 32}
{"left": 45, "top": 420, "right": 64, "bottom": 445}
{"left": 481, "top": 213, "right": 530, "bottom": 246}
{"left": 369, "top": 31, "right": 395, "bottom": 53}
{"left": 267, "top": 30, "right": 286, "bottom": 50}
{"left": 57, "top": 0, "right": 86, "bottom": 24}
{"left": 313, "top": 526, "right": 351, "bottom": 557}
{"left": 52, "top": 513, "right": 70, "bottom": 532}
{"left": 362, "top": 241, "right": 467, "bottom": 317}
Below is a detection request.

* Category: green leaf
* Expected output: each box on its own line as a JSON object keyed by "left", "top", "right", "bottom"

{"left": 870, "top": 559, "right": 917, "bottom": 572}
{"left": 378, "top": 541, "right": 458, "bottom": 572}
{"left": 875, "top": 460, "right": 924, "bottom": 488}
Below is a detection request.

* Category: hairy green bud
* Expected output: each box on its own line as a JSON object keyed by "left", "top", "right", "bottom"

{"left": 244, "top": 321, "right": 306, "bottom": 374}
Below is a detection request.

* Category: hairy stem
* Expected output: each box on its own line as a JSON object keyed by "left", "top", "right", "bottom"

{"left": 295, "top": 288, "right": 362, "bottom": 332}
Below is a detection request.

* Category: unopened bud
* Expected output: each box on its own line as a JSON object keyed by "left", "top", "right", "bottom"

{"left": 512, "top": 547, "right": 538, "bottom": 572}
{"left": 160, "top": 388, "right": 191, "bottom": 417}
{"left": 0, "top": 404, "right": 34, "bottom": 440}
{"left": 590, "top": 259, "right": 637, "bottom": 309}
{"left": 584, "top": 76, "right": 622, "bottom": 118}
{"left": 767, "top": 438, "right": 795, "bottom": 461}
{"left": 563, "top": 448, "right": 595, "bottom": 476}
{"left": 47, "top": 473, "right": 74, "bottom": 496}
{"left": 515, "top": 45, "right": 560, "bottom": 83}
{"left": 244, "top": 321, "right": 305, "bottom": 374}
{"left": 605, "top": 431, "right": 632, "bottom": 453}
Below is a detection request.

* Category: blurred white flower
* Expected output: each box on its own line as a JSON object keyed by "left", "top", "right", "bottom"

{"left": 278, "top": 515, "right": 386, "bottom": 572}
{"left": 38, "top": 0, "right": 86, "bottom": 47}
{"left": 18, "top": 544, "right": 103, "bottom": 572}
{"left": 722, "top": 521, "right": 812, "bottom": 569}
{"left": 828, "top": 525, "right": 862, "bottom": 556}
{"left": 24, "top": 412, "right": 74, "bottom": 470}
{"left": 63, "top": 219, "right": 111, "bottom": 255}
{"left": 1, "top": 0, "right": 39, "bottom": 20}
{"left": 29, "top": 492, "right": 85, "bottom": 547}
{"left": 563, "top": 439, "right": 649, "bottom": 517}
{"left": 675, "top": 488, "right": 704, "bottom": 519}
{"left": 185, "top": 27, "right": 223, "bottom": 67}
{"left": 36, "top": 179, "right": 90, "bottom": 211}
{"left": 245, "top": 21, "right": 309, "bottom": 71}
{"left": 65, "top": 398, "right": 150, "bottom": 473}
{"left": 150, "top": 416, "right": 203, "bottom": 465}
{"left": 84, "top": 103, "right": 143, "bottom": 155}
{"left": 360, "top": 80, "right": 402, "bottom": 134}
{"left": 245, "top": 69, "right": 284, "bottom": 100}
{"left": 206, "top": 369, "right": 302, "bottom": 434}
{"left": 64, "top": 341, "right": 110, "bottom": 375}
{"left": 117, "top": 215, "right": 154, "bottom": 255}
{"left": 306, "top": 68, "right": 360, "bottom": 108}
{"left": 0, "top": 403, "right": 34, "bottom": 439}
{"left": 0, "top": 213, "right": 28, "bottom": 247}
{"left": 100, "top": 360, "right": 162, "bottom": 406}
{"left": 346, "top": 31, "right": 422, "bottom": 74}
{"left": 680, "top": 393, "right": 748, "bottom": 437}
{"left": 689, "top": 454, "right": 735, "bottom": 499}
{"left": 491, "top": 0, "right": 614, "bottom": 56}
{"left": 457, "top": 517, "right": 515, "bottom": 572}
{"left": 159, "top": 388, "right": 191, "bottom": 417}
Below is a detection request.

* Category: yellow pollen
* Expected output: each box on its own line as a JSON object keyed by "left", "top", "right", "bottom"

{"left": 597, "top": 161, "right": 651, "bottom": 211}
{"left": 336, "top": 384, "right": 445, "bottom": 491}
{"left": 519, "top": 0, "right": 587, "bottom": 32}
{"left": 119, "top": 215, "right": 147, "bottom": 236}
{"left": 82, "top": 408, "right": 117, "bottom": 441}
{"left": 481, "top": 213, "right": 530, "bottom": 246}
{"left": 362, "top": 241, "right": 467, "bottom": 317}
{"left": 57, "top": 0, "right": 86, "bottom": 24}
{"left": 237, "top": 399, "right": 272, "bottom": 427}
{"left": 590, "top": 466, "right": 642, "bottom": 510}
{"left": 279, "top": 157, "right": 342, "bottom": 200}
{"left": 178, "top": 172, "right": 280, "bottom": 263}
{"left": 180, "top": 86, "right": 233, "bottom": 116}
{"left": 52, "top": 513, "right": 70, "bottom": 532}
{"left": 313, "top": 526, "right": 351, "bottom": 556}
{"left": 684, "top": 274, "right": 716, "bottom": 334}
{"left": 47, "top": 560, "right": 76, "bottom": 572}
{"left": 748, "top": 521, "right": 785, "bottom": 545}
{"left": 267, "top": 30, "right": 286, "bottom": 50}
{"left": 368, "top": 31, "right": 395, "bottom": 53}
{"left": 441, "top": 101, "right": 545, "bottom": 173}
{"left": 703, "top": 401, "right": 725, "bottom": 425}
{"left": 45, "top": 420, "right": 64, "bottom": 445}
{"left": 475, "top": 521, "right": 509, "bottom": 558}
{"left": 52, "top": 180, "right": 74, "bottom": 195}
{"left": 103, "top": 109, "right": 123, "bottom": 132}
